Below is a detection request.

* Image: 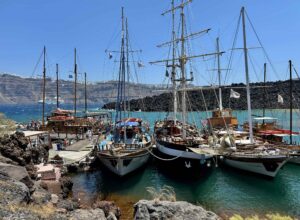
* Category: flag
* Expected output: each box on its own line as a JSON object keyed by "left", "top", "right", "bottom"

{"left": 138, "top": 61, "right": 145, "bottom": 68}
{"left": 278, "top": 94, "right": 284, "bottom": 104}
{"left": 109, "top": 52, "right": 113, "bottom": 59}
{"left": 201, "top": 119, "right": 208, "bottom": 127}
{"left": 230, "top": 89, "right": 240, "bottom": 99}
{"left": 68, "top": 74, "right": 73, "bottom": 79}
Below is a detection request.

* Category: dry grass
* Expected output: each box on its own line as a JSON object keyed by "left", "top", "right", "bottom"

{"left": 229, "top": 214, "right": 295, "bottom": 220}
{"left": 0, "top": 113, "right": 16, "bottom": 137}
{"left": 146, "top": 185, "right": 176, "bottom": 202}
{"left": 6, "top": 203, "right": 56, "bottom": 218}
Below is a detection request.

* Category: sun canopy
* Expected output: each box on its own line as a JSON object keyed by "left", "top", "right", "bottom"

{"left": 22, "top": 130, "right": 49, "bottom": 137}
{"left": 116, "top": 121, "right": 139, "bottom": 127}
{"left": 253, "top": 117, "right": 277, "bottom": 120}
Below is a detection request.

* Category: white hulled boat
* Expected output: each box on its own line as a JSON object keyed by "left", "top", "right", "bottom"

{"left": 220, "top": 7, "right": 289, "bottom": 178}
{"left": 97, "top": 8, "right": 152, "bottom": 176}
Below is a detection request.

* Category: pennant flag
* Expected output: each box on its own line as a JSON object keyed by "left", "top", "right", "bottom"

{"left": 109, "top": 52, "right": 113, "bottom": 59}
{"left": 278, "top": 94, "right": 284, "bottom": 104}
{"left": 230, "top": 89, "right": 240, "bottom": 99}
{"left": 68, "top": 74, "right": 73, "bottom": 79}
{"left": 138, "top": 61, "right": 145, "bottom": 68}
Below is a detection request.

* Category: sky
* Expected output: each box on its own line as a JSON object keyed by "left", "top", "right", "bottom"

{"left": 0, "top": 0, "right": 299, "bottom": 86}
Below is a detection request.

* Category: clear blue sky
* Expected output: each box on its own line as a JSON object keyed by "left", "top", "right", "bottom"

{"left": 0, "top": 0, "right": 299, "bottom": 85}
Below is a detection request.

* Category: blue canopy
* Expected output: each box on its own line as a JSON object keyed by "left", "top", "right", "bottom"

{"left": 116, "top": 121, "right": 139, "bottom": 127}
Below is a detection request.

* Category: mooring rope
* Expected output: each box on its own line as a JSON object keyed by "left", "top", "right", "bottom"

{"left": 145, "top": 145, "right": 183, "bottom": 161}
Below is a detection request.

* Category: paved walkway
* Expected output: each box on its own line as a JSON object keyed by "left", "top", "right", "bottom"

{"left": 49, "top": 136, "right": 98, "bottom": 165}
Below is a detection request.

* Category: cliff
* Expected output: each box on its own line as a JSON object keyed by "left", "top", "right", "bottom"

{"left": 0, "top": 73, "right": 163, "bottom": 105}
{"left": 103, "top": 80, "right": 300, "bottom": 111}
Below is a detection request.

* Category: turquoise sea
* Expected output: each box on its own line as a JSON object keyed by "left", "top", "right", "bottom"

{"left": 1, "top": 104, "right": 300, "bottom": 218}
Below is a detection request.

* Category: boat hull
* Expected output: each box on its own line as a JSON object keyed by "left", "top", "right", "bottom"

{"left": 98, "top": 151, "right": 150, "bottom": 176}
{"left": 289, "top": 155, "right": 300, "bottom": 164}
{"left": 223, "top": 155, "right": 287, "bottom": 178}
{"left": 156, "top": 141, "right": 211, "bottom": 160}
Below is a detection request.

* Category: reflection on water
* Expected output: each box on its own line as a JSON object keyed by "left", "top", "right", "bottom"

{"left": 71, "top": 160, "right": 300, "bottom": 219}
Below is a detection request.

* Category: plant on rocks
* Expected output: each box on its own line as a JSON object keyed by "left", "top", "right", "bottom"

{"left": 146, "top": 185, "right": 176, "bottom": 202}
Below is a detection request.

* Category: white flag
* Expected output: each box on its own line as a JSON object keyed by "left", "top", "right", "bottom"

{"left": 138, "top": 61, "right": 145, "bottom": 68}
{"left": 230, "top": 89, "right": 240, "bottom": 99}
{"left": 278, "top": 94, "right": 284, "bottom": 104}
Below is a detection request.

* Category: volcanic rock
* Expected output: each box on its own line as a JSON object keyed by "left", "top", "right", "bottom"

{"left": 133, "top": 200, "right": 220, "bottom": 220}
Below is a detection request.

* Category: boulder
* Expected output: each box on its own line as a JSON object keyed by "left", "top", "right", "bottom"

{"left": 133, "top": 200, "right": 220, "bottom": 220}
{"left": 69, "top": 208, "right": 106, "bottom": 220}
{"left": 93, "top": 200, "right": 121, "bottom": 219}
{"left": 57, "top": 199, "right": 79, "bottom": 211}
{"left": 0, "top": 153, "right": 18, "bottom": 165}
{"left": 0, "top": 162, "right": 34, "bottom": 190}
{"left": 31, "top": 186, "right": 51, "bottom": 205}
{"left": 0, "top": 173, "right": 30, "bottom": 205}
{"left": 60, "top": 176, "right": 73, "bottom": 198}
{"left": 51, "top": 194, "right": 59, "bottom": 205}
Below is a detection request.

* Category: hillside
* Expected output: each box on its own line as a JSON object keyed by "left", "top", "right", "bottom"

{"left": 103, "top": 80, "right": 300, "bottom": 111}
{"left": 0, "top": 74, "right": 162, "bottom": 105}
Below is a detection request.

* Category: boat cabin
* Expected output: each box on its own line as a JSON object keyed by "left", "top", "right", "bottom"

{"left": 207, "top": 108, "right": 238, "bottom": 129}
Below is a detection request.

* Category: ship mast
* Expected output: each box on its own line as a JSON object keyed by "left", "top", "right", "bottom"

{"left": 56, "top": 63, "right": 59, "bottom": 109}
{"left": 263, "top": 63, "right": 266, "bottom": 124}
{"left": 125, "top": 17, "right": 130, "bottom": 117}
{"left": 115, "top": 7, "right": 126, "bottom": 122}
{"left": 289, "top": 60, "right": 293, "bottom": 144}
{"left": 42, "top": 46, "right": 46, "bottom": 128}
{"left": 179, "top": 0, "right": 187, "bottom": 139}
{"left": 241, "top": 7, "right": 254, "bottom": 144}
{"left": 84, "top": 72, "right": 87, "bottom": 113}
{"left": 216, "top": 37, "right": 223, "bottom": 110}
{"left": 171, "top": 0, "right": 177, "bottom": 123}
{"left": 74, "top": 48, "right": 77, "bottom": 117}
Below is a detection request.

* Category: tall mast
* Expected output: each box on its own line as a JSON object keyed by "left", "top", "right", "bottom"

{"left": 262, "top": 63, "right": 266, "bottom": 124}
{"left": 289, "top": 60, "right": 293, "bottom": 144}
{"left": 56, "top": 63, "right": 59, "bottom": 109}
{"left": 125, "top": 17, "right": 130, "bottom": 116}
{"left": 241, "top": 7, "right": 254, "bottom": 143}
{"left": 84, "top": 72, "right": 87, "bottom": 113}
{"left": 42, "top": 46, "right": 46, "bottom": 127}
{"left": 216, "top": 37, "right": 223, "bottom": 110}
{"left": 115, "top": 7, "right": 126, "bottom": 122}
{"left": 180, "top": 0, "right": 187, "bottom": 139}
{"left": 171, "top": 0, "right": 177, "bottom": 123}
{"left": 74, "top": 48, "right": 77, "bottom": 116}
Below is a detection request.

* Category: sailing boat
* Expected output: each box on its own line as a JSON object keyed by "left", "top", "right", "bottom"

{"left": 97, "top": 8, "right": 152, "bottom": 176}
{"left": 151, "top": 0, "right": 218, "bottom": 170}
{"left": 221, "top": 7, "right": 288, "bottom": 178}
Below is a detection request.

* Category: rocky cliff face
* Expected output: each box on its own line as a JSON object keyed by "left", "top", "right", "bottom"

{"left": 103, "top": 80, "right": 300, "bottom": 111}
{"left": 0, "top": 74, "right": 163, "bottom": 105}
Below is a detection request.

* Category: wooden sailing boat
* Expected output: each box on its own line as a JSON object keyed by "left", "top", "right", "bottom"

{"left": 152, "top": 0, "right": 219, "bottom": 170}
{"left": 46, "top": 50, "right": 107, "bottom": 134}
{"left": 97, "top": 8, "right": 152, "bottom": 176}
{"left": 221, "top": 7, "right": 288, "bottom": 178}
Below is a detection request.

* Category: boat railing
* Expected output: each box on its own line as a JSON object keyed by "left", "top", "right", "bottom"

{"left": 98, "top": 142, "right": 147, "bottom": 152}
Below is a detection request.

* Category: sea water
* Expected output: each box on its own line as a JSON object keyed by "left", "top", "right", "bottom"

{"left": 1, "top": 104, "right": 300, "bottom": 218}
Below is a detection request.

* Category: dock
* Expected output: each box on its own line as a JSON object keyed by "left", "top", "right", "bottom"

{"left": 49, "top": 137, "right": 96, "bottom": 165}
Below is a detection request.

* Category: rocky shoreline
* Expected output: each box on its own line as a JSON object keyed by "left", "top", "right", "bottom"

{"left": 0, "top": 132, "right": 220, "bottom": 220}
{"left": 103, "top": 80, "right": 300, "bottom": 111}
